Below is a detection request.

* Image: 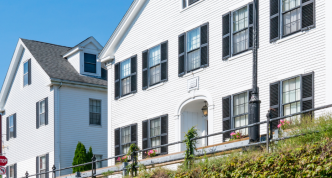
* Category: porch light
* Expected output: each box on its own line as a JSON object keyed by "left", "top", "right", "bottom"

{"left": 202, "top": 101, "right": 208, "bottom": 117}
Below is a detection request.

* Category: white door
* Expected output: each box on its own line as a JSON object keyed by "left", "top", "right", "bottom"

{"left": 181, "top": 111, "right": 207, "bottom": 151}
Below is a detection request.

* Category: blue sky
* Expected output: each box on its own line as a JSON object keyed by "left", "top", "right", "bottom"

{"left": 0, "top": 0, "right": 133, "bottom": 89}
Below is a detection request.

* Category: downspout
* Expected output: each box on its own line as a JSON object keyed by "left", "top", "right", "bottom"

{"left": 56, "top": 82, "right": 62, "bottom": 176}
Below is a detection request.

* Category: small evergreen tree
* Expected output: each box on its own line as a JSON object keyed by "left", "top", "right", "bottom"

{"left": 85, "top": 146, "right": 94, "bottom": 170}
{"left": 72, "top": 142, "right": 87, "bottom": 173}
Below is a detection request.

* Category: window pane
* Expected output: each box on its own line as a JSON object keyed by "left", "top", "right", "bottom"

{"left": 150, "top": 65, "right": 161, "bottom": 85}
{"left": 24, "top": 62, "right": 29, "bottom": 74}
{"left": 122, "top": 78, "right": 131, "bottom": 95}
{"left": 150, "top": 118, "right": 161, "bottom": 137}
{"left": 296, "top": 77, "right": 301, "bottom": 89}
{"left": 233, "top": 92, "right": 248, "bottom": 116}
{"left": 149, "top": 45, "right": 161, "bottom": 67}
{"left": 283, "top": 0, "right": 300, "bottom": 12}
{"left": 289, "top": 90, "right": 296, "bottom": 102}
{"left": 187, "top": 28, "right": 200, "bottom": 51}
{"left": 24, "top": 74, "right": 29, "bottom": 86}
{"left": 233, "top": 29, "right": 248, "bottom": 54}
{"left": 283, "top": 8, "right": 301, "bottom": 36}
{"left": 84, "top": 63, "right": 96, "bottom": 73}
{"left": 121, "top": 59, "right": 131, "bottom": 78}
{"left": 40, "top": 156, "right": 46, "bottom": 169}
{"left": 10, "top": 166, "right": 14, "bottom": 178}
{"left": 84, "top": 53, "right": 97, "bottom": 64}
{"left": 90, "top": 100, "right": 101, "bottom": 125}
{"left": 233, "top": 6, "right": 248, "bottom": 32}
{"left": 40, "top": 113, "right": 45, "bottom": 126}
{"left": 151, "top": 137, "right": 161, "bottom": 153}
{"left": 122, "top": 144, "right": 130, "bottom": 155}
{"left": 121, "top": 127, "right": 131, "bottom": 144}
{"left": 9, "top": 116, "right": 13, "bottom": 127}
{"left": 187, "top": 49, "right": 200, "bottom": 71}
{"left": 234, "top": 115, "right": 248, "bottom": 135}
{"left": 40, "top": 100, "right": 45, "bottom": 114}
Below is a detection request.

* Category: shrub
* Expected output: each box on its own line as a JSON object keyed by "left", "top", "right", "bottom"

{"left": 72, "top": 142, "right": 88, "bottom": 173}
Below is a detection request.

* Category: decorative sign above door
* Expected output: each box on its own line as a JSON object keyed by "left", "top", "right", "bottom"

{"left": 187, "top": 77, "right": 199, "bottom": 92}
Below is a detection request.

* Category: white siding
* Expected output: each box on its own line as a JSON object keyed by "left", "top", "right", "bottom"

{"left": 58, "top": 86, "right": 107, "bottom": 176}
{"left": 1, "top": 45, "right": 55, "bottom": 175}
{"left": 67, "top": 52, "right": 80, "bottom": 74}
{"left": 107, "top": 0, "right": 327, "bottom": 165}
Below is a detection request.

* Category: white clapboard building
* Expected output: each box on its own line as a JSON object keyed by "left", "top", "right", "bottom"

{"left": 0, "top": 37, "right": 108, "bottom": 177}
{"left": 99, "top": 0, "right": 331, "bottom": 167}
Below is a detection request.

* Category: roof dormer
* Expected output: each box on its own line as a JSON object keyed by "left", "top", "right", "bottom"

{"left": 63, "top": 37, "right": 104, "bottom": 78}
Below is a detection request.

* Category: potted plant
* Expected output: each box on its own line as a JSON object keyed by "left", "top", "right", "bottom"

{"left": 230, "top": 132, "right": 243, "bottom": 141}
{"left": 145, "top": 149, "right": 157, "bottom": 158}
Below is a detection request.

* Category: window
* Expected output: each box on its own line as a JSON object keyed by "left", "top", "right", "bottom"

{"left": 89, "top": 99, "right": 101, "bottom": 125}
{"left": 222, "top": 90, "right": 251, "bottom": 141}
{"left": 84, "top": 53, "right": 97, "bottom": 73}
{"left": 149, "top": 45, "right": 161, "bottom": 85}
{"left": 36, "top": 98, "right": 48, "bottom": 129}
{"left": 39, "top": 100, "right": 46, "bottom": 126}
{"left": 9, "top": 165, "right": 14, "bottom": 178}
{"left": 142, "top": 115, "right": 168, "bottom": 158}
{"left": 178, "top": 24, "right": 208, "bottom": 76}
{"left": 95, "top": 155, "right": 102, "bottom": 169}
{"left": 233, "top": 92, "right": 249, "bottom": 135}
{"left": 9, "top": 115, "right": 14, "bottom": 139}
{"left": 114, "top": 56, "right": 137, "bottom": 99}
{"left": 222, "top": 3, "right": 254, "bottom": 60}
{"left": 270, "top": 0, "right": 315, "bottom": 42}
{"left": 23, "top": 60, "right": 31, "bottom": 86}
{"left": 182, "top": 0, "right": 200, "bottom": 9}
{"left": 40, "top": 156, "right": 46, "bottom": 178}
{"left": 114, "top": 124, "right": 137, "bottom": 160}
{"left": 142, "top": 41, "right": 168, "bottom": 90}
{"left": 269, "top": 73, "right": 314, "bottom": 131}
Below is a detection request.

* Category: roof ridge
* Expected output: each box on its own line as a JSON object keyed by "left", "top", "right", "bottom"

{"left": 20, "top": 38, "right": 72, "bottom": 48}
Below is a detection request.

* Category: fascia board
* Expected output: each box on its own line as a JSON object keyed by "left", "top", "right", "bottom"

{"left": 99, "top": 0, "right": 146, "bottom": 59}
{"left": 63, "top": 47, "right": 83, "bottom": 58}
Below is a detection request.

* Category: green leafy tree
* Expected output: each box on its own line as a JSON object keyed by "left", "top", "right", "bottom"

{"left": 72, "top": 142, "right": 88, "bottom": 173}
{"left": 85, "top": 146, "right": 94, "bottom": 170}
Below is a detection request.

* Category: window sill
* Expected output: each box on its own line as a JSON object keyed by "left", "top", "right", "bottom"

{"left": 117, "top": 93, "right": 135, "bottom": 101}
{"left": 146, "top": 82, "right": 165, "bottom": 91}
{"left": 89, "top": 124, "right": 102, "bottom": 128}
{"left": 182, "top": 68, "right": 205, "bottom": 78}
{"left": 227, "top": 50, "right": 253, "bottom": 61}
{"left": 180, "top": 0, "right": 205, "bottom": 13}
{"left": 275, "top": 31, "right": 306, "bottom": 44}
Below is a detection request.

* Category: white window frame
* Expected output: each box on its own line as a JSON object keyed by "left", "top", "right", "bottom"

{"left": 231, "top": 5, "right": 250, "bottom": 56}
{"left": 280, "top": 0, "right": 302, "bottom": 37}
{"left": 23, "top": 60, "right": 29, "bottom": 87}
{"left": 231, "top": 91, "right": 250, "bottom": 136}
{"left": 39, "top": 155, "right": 46, "bottom": 178}
{"left": 148, "top": 45, "right": 162, "bottom": 86}
{"left": 39, "top": 99, "right": 46, "bottom": 126}
{"left": 89, "top": 99, "right": 102, "bottom": 126}
{"left": 280, "top": 75, "right": 302, "bottom": 117}
{"left": 9, "top": 115, "right": 14, "bottom": 139}
{"left": 9, "top": 164, "right": 15, "bottom": 178}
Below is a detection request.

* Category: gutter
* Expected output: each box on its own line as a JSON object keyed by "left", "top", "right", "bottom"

{"left": 49, "top": 78, "right": 107, "bottom": 91}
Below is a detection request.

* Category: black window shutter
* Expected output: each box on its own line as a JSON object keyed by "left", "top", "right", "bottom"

{"left": 222, "top": 12, "right": 231, "bottom": 60}
{"left": 301, "top": 72, "right": 314, "bottom": 115}
{"left": 178, "top": 33, "right": 186, "bottom": 76}
{"left": 160, "top": 115, "right": 168, "bottom": 155}
{"left": 28, "top": 59, "right": 31, "bottom": 85}
{"left": 270, "top": 82, "right": 280, "bottom": 133}
{"left": 270, "top": 0, "right": 280, "bottom": 42}
{"left": 142, "top": 50, "right": 149, "bottom": 90}
{"left": 222, "top": 96, "right": 231, "bottom": 141}
{"left": 248, "top": 3, "right": 254, "bottom": 49}
{"left": 130, "top": 56, "right": 137, "bottom": 93}
{"left": 36, "top": 102, "right": 40, "bottom": 129}
{"left": 13, "top": 114, "right": 16, "bottom": 138}
{"left": 142, "top": 120, "right": 148, "bottom": 158}
{"left": 114, "top": 128, "right": 120, "bottom": 155}
{"left": 200, "top": 23, "right": 209, "bottom": 67}
{"left": 36, "top": 157, "right": 39, "bottom": 178}
{"left": 114, "top": 63, "right": 120, "bottom": 99}
{"left": 45, "top": 98, "right": 48, "bottom": 125}
{"left": 131, "top": 124, "right": 137, "bottom": 144}
{"left": 301, "top": 0, "right": 315, "bottom": 31}
{"left": 161, "top": 41, "right": 168, "bottom": 82}
{"left": 14, "top": 164, "right": 17, "bottom": 178}
{"left": 6, "top": 117, "right": 9, "bottom": 141}
{"left": 46, "top": 154, "right": 49, "bottom": 178}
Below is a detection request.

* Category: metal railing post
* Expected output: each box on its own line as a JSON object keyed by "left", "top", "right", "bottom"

{"left": 25, "top": 171, "right": 29, "bottom": 178}
{"left": 91, "top": 155, "right": 96, "bottom": 178}
{"left": 52, "top": 165, "right": 56, "bottom": 178}
{"left": 266, "top": 110, "right": 271, "bottom": 153}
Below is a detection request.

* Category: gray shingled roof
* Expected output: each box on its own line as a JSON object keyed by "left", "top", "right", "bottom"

{"left": 21, "top": 39, "right": 107, "bottom": 86}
